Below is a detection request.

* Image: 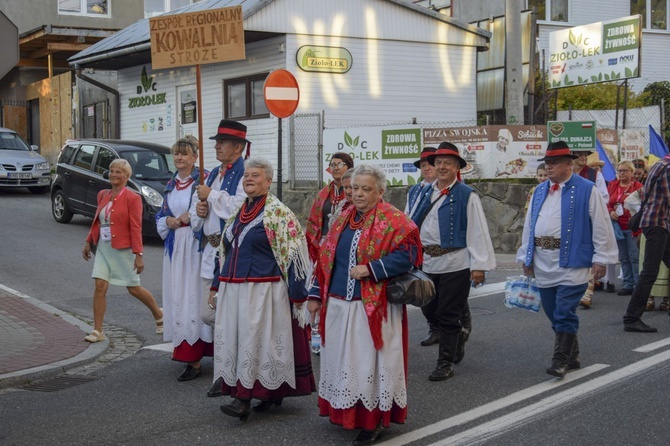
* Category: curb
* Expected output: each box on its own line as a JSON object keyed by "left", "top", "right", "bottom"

{"left": 0, "top": 284, "right": 108, "bottom": 390}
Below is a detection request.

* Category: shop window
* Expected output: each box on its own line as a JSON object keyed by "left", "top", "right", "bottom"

{"left": 632, "top": 0, "right": 668, "bottom": 30}
{"left": 58, "top": 0, "right": 110, "bottom": 17}
{"left": 527, "top": 0, "right": 568, "bottom": 22}
{"left": 224, "top": 74, "right": 270, "bottom": 120}
{"left": 144, "top": 0, "right": 201, "bottom": 18}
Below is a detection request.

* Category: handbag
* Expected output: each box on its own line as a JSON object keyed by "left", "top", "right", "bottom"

{"left": 612, "top": 220, "right": 625, "bottom": 241}
{"left": 386, "top": 268, "right": 436, "bottom": 307}
{"left": 629, "top": 163, "right": 669, "bottom": 232}
{"left": 504, "top": 275, "right": 541, "bottom": 312}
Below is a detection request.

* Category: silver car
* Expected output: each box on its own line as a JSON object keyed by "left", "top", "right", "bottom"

{"left": 0, "top": 127, "right": 51, "bottom": 194}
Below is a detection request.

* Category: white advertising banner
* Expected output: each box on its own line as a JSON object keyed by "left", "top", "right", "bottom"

{"left": 548, "top": 15, "right": 641, "bottom": 89}
{"left": 323, "top": 126, "right": 424, "bottom": 186}
{"left": 423, "top": 125, "right": 548, "bottom": 180}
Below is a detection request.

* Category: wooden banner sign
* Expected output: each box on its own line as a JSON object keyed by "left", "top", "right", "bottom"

{"left": 149, "top": 6, "right": 245, "bottom": 70}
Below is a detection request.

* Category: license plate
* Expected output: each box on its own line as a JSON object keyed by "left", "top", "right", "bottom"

{"left": 8, "top": 173, "right": 32, "bottom": 179}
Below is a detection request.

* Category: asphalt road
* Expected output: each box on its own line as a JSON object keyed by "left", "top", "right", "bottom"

{"left": 1, "top": 188, "right": 670, "bottom": 446}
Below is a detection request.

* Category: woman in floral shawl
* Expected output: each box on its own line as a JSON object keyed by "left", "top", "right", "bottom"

{"left": 308, "top": 164, "right": 422, "bottom": 446}
{"left": 211, "top": 158, "right": 315, "bottom": 422}
{"left": 305, "top": 151, "right": 354, "bottom": 261}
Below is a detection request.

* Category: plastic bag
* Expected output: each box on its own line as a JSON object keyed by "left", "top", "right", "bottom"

{"left": 504, "top": 275, "right": 541, "bottom": 312}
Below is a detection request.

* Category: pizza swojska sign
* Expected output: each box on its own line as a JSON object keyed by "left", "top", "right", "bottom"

{"left": 150, "top": 6, "right": 245, "bottom": 69}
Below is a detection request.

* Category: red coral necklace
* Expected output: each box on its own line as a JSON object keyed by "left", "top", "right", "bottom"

{"left": 239, "top": 195, "right": 267, "bottom": 224}
{"left": 349, "top": 209, "right": 371, "bottom": 230}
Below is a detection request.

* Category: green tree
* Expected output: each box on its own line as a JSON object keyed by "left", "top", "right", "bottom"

{"left": 641, "top": 81, "right": 670, "bottom": 140}
{"left": 555, "top": 82, "right": 646, "bottom": 110}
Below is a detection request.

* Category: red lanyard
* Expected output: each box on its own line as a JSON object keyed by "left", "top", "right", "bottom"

{"left": 104, "top": 189, "right": 125, "bottom": 222}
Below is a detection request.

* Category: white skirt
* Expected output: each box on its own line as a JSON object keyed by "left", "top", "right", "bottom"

{"left": 161, "top": 226, "right": 212, "bottom": 346}
{"left": 319, "top": 298, "right": 407, "bottom": 412}
{"left": 213, "top": 281, "right": 296, "bottom": 390}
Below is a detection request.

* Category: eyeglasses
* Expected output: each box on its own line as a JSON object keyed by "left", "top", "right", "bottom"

{"left": 329, "top": 161, "right": 346, "bottom": 169}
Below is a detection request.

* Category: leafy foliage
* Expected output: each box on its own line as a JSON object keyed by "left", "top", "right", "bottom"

{"left": 642, "top": 81, "right": 670, "bottom": 141}
{"left": 555, "top": 82, "right": 646, "bottom": 110}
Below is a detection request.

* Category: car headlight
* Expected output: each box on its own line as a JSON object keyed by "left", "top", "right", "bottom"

{"left": 35, "top": 162, "right": 50, "bottom": 170}
{"left": 141, "top": 185, "right": 164, "bottom": 207}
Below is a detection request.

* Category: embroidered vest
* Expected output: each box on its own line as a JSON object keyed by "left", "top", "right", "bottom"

{"left": 525, "top": 174, "right": 595, "bottom": 268}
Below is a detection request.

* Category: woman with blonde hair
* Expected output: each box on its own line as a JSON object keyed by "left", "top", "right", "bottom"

{"left": 82, "top": 158, "right": 163, "bottom": 342}
{"left": 156, "top": 137, "right": 212, "bottom": 381}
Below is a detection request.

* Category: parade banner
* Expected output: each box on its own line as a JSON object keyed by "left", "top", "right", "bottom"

{"left": 619, "top": 128, "right": 646, "bottom": 160}
{"left": 423, "top": 125, "right": 547, "bottom": 179}
{"left": 323, "top": 126, "right": 423, "bottom": 185}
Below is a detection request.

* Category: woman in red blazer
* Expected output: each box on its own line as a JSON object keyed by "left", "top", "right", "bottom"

{"left": 82, "top": 159, "right": 163, "bottom": 342}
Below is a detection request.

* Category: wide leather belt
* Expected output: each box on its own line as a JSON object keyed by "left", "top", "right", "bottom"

{"left": 423, "top": 245, "right": 463, "bottom": 257}
{"left": 206, "top": 233, "right": 222, "bottom": 248}
{"left": 534, "top": 236, "right": 561, "bottom": 249}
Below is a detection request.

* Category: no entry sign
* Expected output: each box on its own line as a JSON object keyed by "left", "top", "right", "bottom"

{"left": 263, "top": 69, "right": 300, "bottom": 118}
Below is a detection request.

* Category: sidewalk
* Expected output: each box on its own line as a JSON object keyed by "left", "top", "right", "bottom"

{"left": 0, "top": 253, "right": 521, "bottom": 390}
{"left": 0, "top": 284, "right": 106, "bottom": 390}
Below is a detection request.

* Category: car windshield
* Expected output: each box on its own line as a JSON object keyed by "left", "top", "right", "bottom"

{"left": 0, "top": 132, "right": 32, "bottom": 151}
{"left": 121, "top": 151, "right": 175, "bottom": 181}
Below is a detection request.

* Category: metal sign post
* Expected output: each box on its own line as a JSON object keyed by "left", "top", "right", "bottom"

{"left": 263, "top": 69, "right": 300, "bottom": 200}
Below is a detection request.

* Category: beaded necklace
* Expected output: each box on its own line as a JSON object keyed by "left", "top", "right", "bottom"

{"left": 348, "top": 209, "right": 372, "bottom": 230}
{"left": 239, "top": 195, "right": 267, "bottom": 224}
{"left": 175, "top": 176, "right": 195, "bottom": 191}
{"left": 330, "top": 184, "right": 345, "bottom": 207}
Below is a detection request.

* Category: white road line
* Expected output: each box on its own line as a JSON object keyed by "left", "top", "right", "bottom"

{"left": 376, "top": 364, "right": 609, "bottom": 446}
{"left": 633, "top": 337, "right": 670, "bottom": 353}
{"left": 142, "top": 343, "right": 173, "bottom": 353}
{"left": 427, "top": 349, "right": 670, "bottom": 446}
{"left": 469, "top": 282, "right": 505, "bottom": 299}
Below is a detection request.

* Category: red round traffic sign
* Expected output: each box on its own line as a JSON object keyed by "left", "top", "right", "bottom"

{"left": 263, "top": 69, "right": 300, "bottom": 118}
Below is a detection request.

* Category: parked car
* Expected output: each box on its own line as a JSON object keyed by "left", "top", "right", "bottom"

{"left": 51, "top": 139, "right": 175, "bottom": 237}
{"left": 0, "top": 127, "right": 51, "bottom": 194}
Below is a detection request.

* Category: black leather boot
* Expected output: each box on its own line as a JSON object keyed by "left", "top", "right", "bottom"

{"left": 567, "top": 336, "right": 580, "bottom": 370}
{"left": 454, "top": 307, "right": 472, "bottom": 364}
{"left": 546, "top": 332, "right": 576, "bottom": 379}
{"left": 207, "top": 376, "right": 224, "bottom": 397}
{"left": 220, "top": 398, "right": 251, "bottom": 422}
{"left": 420, "top": 323, "right": 440, "bottom": 346}
{"left": 428, "top": 332, "right": 458, "bottom": 381}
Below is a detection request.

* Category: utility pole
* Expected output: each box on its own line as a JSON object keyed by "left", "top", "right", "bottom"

{"left": 505, "top": 0, "right": 524, "bottom": 125}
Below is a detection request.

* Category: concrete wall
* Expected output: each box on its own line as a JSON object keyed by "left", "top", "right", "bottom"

{"left": 0, "top": 0, "right": 143, "bottom": 33}
{"left": 282, "top": 181, "right": 530, "bottom": 254}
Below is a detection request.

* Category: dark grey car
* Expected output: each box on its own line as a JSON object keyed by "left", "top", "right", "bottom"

{"left": 50, "top": 139, "right": 175, "bottom": 237}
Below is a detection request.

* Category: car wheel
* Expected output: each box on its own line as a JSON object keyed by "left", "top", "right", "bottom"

{"left": 29, "top": 186, "right": 50, "bottom": 194}
{"left": 52, "top": 190, "right": 73, "bottom": 223}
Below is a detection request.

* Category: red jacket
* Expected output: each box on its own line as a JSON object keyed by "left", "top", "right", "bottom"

{"left": 86, "top": 187, "right": 144, "bottom": 254}
{"left": 607, "top": 179, "right": 643, "bottom": 231}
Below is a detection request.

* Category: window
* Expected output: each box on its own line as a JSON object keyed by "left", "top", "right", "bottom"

{"left": 144, "top": 0, "right": 200, "bottom": 18}
{"left": 58, "top": 0, "right": 110, "bottom": 17}
{"left": 632, "top": 0, "right": 668, "bottom": 30}
{"left": 224, "top": 74, "right": 270, "bottom": 120}
{"left": 93, "top": 147, "right": 116, "bottom": 175}
{"left": 528, "top": 0, "right": 568, "bottom": 22}
{"left": 73, "top": 145, "right": 95, "bottom": 170}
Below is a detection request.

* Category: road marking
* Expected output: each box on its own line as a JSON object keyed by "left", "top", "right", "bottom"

{"left": 469, "top": 282, "right": 505, "bottom": 298}
{"left": 426, "top": 349, "right": 670, "bottom": 446}
{"left": 142, "top": 343, "right": 173, "bottom": 353}
{"left": 633, "top": 337, "right": 670, "bottom": 353}
{"left": 376, "top": 364, "right": 608, "bottom": 446}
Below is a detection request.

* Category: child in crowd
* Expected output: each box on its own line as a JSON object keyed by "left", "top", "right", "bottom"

{"left": 525, "top": 163, "right": 546, "bottom": 211}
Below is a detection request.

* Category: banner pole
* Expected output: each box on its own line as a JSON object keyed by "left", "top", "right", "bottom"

{"left": 196, "top": 64, "right": 205, "bottom": 186}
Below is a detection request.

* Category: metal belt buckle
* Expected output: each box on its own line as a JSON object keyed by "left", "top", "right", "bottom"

{"left": 539, "top": 236, "right": 554, "bottom": 249}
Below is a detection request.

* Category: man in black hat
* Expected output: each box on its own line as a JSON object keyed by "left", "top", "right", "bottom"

{"left": 517, "top": 141, "right": 618, "bottom": 378}
{"left": 405, "top": 147, "right": 437, "bottom": 215}
{"left": 410, "top": 142, "right": 496, "bottom": 381}
{"left": 189, "top": 119, "right": 250, "bottom": 397}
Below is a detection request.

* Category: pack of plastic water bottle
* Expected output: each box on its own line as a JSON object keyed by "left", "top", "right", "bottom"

{"left": 504, "top": 275, "right": 541, "bottom": 312}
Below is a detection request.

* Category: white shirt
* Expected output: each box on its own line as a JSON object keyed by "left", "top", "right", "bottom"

{"left": 516, "top": 176, "right": 619, "bottom": 288}
{"left": 189, "top": 167, "right": 246, "bottom": 279}
{"left": 421, "top": 180, "right": 497, "bottom": 274}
